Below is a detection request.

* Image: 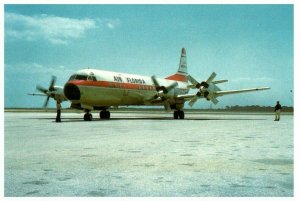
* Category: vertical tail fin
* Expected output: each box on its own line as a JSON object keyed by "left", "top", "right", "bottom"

{"left": 178, "top": 48, "right": 187, "bottom": 75}
{"left": 165, "top": 48, "right": 188, "bottom": 82}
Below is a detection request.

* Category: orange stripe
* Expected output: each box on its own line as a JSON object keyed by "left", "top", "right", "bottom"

{"left": 165, "top": 74, "right": 187, "bottom": 82}
{"left": 68, "top": 80, "right": 157, "bottom": 91}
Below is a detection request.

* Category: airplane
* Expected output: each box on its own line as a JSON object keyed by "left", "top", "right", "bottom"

{"left": 30, "top": 48, "right": 270, "bottom": 121}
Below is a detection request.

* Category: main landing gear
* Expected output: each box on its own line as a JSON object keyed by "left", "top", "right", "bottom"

{"left": 83, "top": 110, "right": 111, "bottom": 121}
{"left": 173, "top": 110, "right": 184, "bottom": 119}
{"left": 84, "top": 110, "right": 93, "bottom": 121}
{"left": 100, "top": 110, "right": 110, "bottom": 119}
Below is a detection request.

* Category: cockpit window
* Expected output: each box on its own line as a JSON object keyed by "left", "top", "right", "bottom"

{"left": 69, "top": 74, "right": 76, "bottom": 81}
{"left": 87, "top": 75, "right": 97, "bottom": 81}
{"left": 76, "top": 75, "right": 88, "bottom": 80}
{"left": 68, "top": 74, "right": 88, "bottom": 81}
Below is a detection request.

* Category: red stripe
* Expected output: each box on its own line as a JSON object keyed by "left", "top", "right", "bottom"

{"left": 165, "top": 74, "right": 187, "bottom": 82}
{"left": 68, "top": 80, "right": 157, "bottom": 91}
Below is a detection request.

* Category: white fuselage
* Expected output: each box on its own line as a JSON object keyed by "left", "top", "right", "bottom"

{"left": 64, "top": 69, "right": 189, "bottom": 110}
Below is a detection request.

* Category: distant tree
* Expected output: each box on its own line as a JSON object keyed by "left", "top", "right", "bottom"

{"left": 224, "top": 105, "right": 293, "bottom": 112}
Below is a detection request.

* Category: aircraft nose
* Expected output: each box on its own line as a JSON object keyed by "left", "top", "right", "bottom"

{"left": 64, "top": 83, "right": 80, "bottom": 100}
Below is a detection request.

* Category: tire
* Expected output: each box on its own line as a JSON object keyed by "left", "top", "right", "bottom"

{"left": 100, "top": 111, "right": 105, "bottom": 119}
{"left": 84, "top": 113, "right": 92, "bottom": 121}
{"left": 88, "top": 114, "right": 93, "bottom": 121}
{"left": 105, "top": 111, "right": 110, "bottom": 119}
{"left": 179, "top": 111, "right": 185, "bottom": 119}
{"left": 174, "top": 111, "right": 179, "bottom": 119}
{"left": 100, "top": 110, "right": 110, "bottom": 119}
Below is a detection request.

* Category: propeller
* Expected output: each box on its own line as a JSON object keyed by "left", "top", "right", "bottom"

{"left": 188, "top": 72, "right": 220, "bottom": 107}
{"left": 151, "top": 76, "right": 178, "bottom": 99}
{"left": 150, "top": 76, "right": 178, "bottom": 110}
{"left": 36, "top": 76, "right": 57, "bottom": 108}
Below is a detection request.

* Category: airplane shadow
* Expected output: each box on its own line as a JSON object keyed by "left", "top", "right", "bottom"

{"left": 32, "top": 117, "right": 268, "bottom": 123}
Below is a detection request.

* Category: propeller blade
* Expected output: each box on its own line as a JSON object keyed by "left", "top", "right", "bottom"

{"left": 206, "top": 72, "right": 216, "bottom": 83}
{"left": 149, "top": 75, "right": 179, "bottom": 104}
{"left": 151, "top": 75, "right": 178, "bottom": 95}
{"left": 212, "top": 79, "right": 228, "bottom": 84}
{"left": 188, "top": 96, "right": 199, "bottom": 107}
{"left": 49, "top": 76, "right": 56, "bottom": 91}
{"left": 36, "top": 75, "right": 58, "bottom": 109}
{"left": 151, "top": 76, "right": 160, "bottom": 89}
{"left": 211, "top": 97, "right": 219, "bottom": 105}
{"left": 187, "top": 84, "right": 196, "bottom": 89}
{"left": 36, "top": 85, "right": 48, "bottom": 94}
{"left": 187, "top": 75, "right": 199, "bottom": 85}
{"left": 187, "top": 75, "right": 201, "bottom": 89}
{"left": 43, "top": 96, "right": 50, "bottom": 108}
{"left": 165, "top": 81, "right": 178, "bottom": 92}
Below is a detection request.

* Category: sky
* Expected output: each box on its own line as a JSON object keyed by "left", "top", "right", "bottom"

{"left": 3, "top": 4, "right": 294, "bottom": 109}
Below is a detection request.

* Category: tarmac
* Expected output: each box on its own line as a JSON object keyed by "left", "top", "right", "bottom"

{"left": 4, "top": 111, "right": 294, "bottom": 197}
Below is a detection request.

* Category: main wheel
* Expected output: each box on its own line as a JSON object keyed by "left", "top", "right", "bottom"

{"left": 84, "top": 113, "right": 92, "bottom": 121}
{"left": 84, "top": 114, "right": 88, "bottom": 121}
{"left": 173, "top": 111, "right": 179, "bottom": 119}
{"left": 179, "top": 111, "right": 185, "bottom": 119}
{"left": 100, "top": 111, "right": 105, "bottom": 119}
{"left": 100, "top": 110, "right": 111, "bottom": 119}
{"left": 105, "top": 111, "right": 110, "bottom": 119}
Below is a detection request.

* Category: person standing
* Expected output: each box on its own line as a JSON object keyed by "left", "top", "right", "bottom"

{"left": 56, "top": 101, "right": 62, "bottom": 122}
{"left": 274, "top": 101, "right": 282, "bottom": 121}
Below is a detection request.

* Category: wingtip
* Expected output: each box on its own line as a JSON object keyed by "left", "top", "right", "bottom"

{"left": 261, "top": 87, "right": 271, "bottom": 90}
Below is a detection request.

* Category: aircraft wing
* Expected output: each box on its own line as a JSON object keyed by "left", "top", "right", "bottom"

{"left": 27, "top": 93, "right": 47, "bottom": 96}
{"left": 176, "top": 94, "right": 198, "bottom": 100}
{"left": 176, "top": 87, "right": 270, "bottom": 101}
{"left": 214, "top": 87, "right": 270, "bottom": 97}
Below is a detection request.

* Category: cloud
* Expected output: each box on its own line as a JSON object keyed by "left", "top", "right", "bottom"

{"left": 98, "top": 18, "right": 121, "bottom": 29}
{"left": 5, "top": 12, "right": 121, "bottom": 45}
{"left": 5, "top": 62, "right": 76, "bottom": 89}
{"left": 5, "top": 62, "right": 74, "bottom": 78}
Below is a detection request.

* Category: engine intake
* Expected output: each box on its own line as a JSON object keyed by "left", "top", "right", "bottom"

{"left": 64, "top": 83, "right": 80, "bottom": 100}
